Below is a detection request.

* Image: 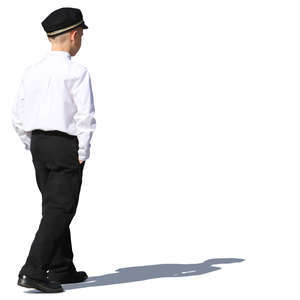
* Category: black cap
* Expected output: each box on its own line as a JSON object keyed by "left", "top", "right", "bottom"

{"left": 41, "top": 7, "right": 88, "bottom": 37}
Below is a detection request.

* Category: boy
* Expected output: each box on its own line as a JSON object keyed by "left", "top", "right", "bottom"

{"left": 12, "top": 7, "right": 96, "bottom": 293}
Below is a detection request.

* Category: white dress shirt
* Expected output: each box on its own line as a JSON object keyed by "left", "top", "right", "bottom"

{"left": 11, "top": 50, "right": 96, "bottom": 161}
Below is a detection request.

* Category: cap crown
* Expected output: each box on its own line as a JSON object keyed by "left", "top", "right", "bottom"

{"left": 41, "top": 7, "right": 88, "bottom": 36}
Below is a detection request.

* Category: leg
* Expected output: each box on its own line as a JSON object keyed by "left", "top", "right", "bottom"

{"left": 19, "top": 133, "right": 83, "bottom": 281}
{"left": 47, "top": 227, "right": 76, "bottom": 275}
{"left": 47, "top": 162, "right": 85, "bottom": 278}
{"left": 22, "top": 156, "right": 76, "bottom": 277}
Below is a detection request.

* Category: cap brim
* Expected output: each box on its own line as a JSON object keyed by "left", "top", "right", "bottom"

{"left": 82, "top": 22, "right": 88, "bottom": 29}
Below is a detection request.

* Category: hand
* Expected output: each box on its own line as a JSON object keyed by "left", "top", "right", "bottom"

{"left": 78, "top": 158, "right": 84, "bottom": 164}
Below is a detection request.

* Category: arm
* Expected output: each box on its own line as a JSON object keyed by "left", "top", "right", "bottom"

{"left": 11, "top": 76, "right": 31, "bottom": 150}
{"left": 71, "top": 68, "right": 96, "bottom": 161}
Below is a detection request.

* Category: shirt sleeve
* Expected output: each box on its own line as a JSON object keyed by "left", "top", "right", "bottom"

{"left": 11, "top": 75, "right": 32, "bottom": 150}
{"left": 71, "top": 68, "right": 96, "bottom": 161}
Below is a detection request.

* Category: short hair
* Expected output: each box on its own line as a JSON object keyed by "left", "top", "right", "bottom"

{"left": 47, "top": 27, "right": 81, "bottom": 43}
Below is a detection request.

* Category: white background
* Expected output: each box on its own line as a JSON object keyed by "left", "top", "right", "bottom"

{"left": 2, "top": 0, "right": 299, "bottom": 298}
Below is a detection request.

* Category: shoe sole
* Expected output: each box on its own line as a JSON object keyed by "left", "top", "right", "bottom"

{"left": 18, "top": 276, "right": 64, "bottom": 293}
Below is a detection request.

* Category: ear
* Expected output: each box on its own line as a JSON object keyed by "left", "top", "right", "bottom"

{"left": 69, "top": 29, "right": 78, "bottom": 41}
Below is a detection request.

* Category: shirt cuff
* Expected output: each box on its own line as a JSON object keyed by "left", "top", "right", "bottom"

{"left": 24, "top": 143, "right": 30, "bottom": 150}
{"left": 78, "top": 147, "right": 90, "bottom": 161}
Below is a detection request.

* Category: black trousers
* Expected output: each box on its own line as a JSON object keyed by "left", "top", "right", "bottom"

{"left": 18, "top": 129, "right": 85, "bottom": 281}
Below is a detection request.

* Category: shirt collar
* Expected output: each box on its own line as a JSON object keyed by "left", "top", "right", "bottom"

{"left": 48, "top": 50, "right": 71, "bottom": 60}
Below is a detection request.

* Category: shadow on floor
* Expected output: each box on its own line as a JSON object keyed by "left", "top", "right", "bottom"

{"left": 25, "top": 257, "right": 245, "bottom": 293}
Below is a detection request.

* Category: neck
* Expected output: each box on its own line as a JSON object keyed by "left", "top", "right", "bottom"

{"left": 51, "top": 44, "right": 71, "bottom": 54}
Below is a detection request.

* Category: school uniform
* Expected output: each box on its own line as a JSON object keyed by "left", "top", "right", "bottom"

{"left": 12, "top": 49, "right": 96, "bottom": 282}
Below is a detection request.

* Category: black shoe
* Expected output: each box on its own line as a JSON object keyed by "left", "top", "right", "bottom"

{"left": 47, "top": 270, "right": 88, "bottom": 284}
{"left": 17, "top": 274, "right": 64, "bottom": 293}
